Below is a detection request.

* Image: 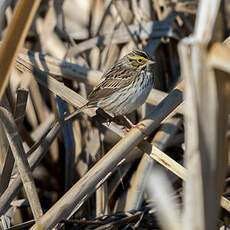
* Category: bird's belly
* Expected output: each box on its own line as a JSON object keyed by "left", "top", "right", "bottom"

{"left": 116, "top": 80, "right": 152, "bottom": 115}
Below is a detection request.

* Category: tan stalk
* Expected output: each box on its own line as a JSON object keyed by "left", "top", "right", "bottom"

{"left": 0, "top": 0, "right": 41, "bottom": 99}
{"left": 0, "top": 107, "right": 43, "bottom": 220}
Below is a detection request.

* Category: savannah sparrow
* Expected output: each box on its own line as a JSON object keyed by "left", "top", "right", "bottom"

{"left": 69, "top": 50, "right": 155, "bottom": 126}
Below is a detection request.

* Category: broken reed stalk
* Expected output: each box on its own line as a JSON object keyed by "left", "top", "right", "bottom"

{"left": 144, "top": 140, "right": 230, "bottom": 216}
{"left": 0, "top": 0, "right": 41, "bottom": 99}
{"left": 0, "top": 107, "right": 43, "bottom": 220}
{"left": 30, "top": 81, "right": 184, "bottom": 230}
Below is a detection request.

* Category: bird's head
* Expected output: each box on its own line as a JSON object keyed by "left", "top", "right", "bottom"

{"left": 125, "top": 50, "right": 155, "bottom": 70}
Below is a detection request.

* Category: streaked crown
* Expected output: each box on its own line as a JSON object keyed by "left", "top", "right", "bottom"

{"left": 126, "top": 50, "right": 153, "bottom": 68}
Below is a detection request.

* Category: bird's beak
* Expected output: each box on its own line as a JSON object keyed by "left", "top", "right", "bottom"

{"left": 147, "top": 59, "right": 156, "bottom": 65}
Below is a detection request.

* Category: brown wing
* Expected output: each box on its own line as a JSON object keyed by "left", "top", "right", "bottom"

{"left": 88, "top": 64, "right": 137, "bottom": 106}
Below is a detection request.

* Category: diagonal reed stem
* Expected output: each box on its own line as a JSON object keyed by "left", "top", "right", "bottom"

{"left": 30, "top": 81, "right": 184, "bottom": 230}
{"left": 0, "top": 0, "right": 41, "bottom": 99}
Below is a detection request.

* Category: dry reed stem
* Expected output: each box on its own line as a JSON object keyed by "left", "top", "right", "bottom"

{"left": 68, "top": 13, "right": 177, "bottom": 55}
{"left": 28, "top": 77, "right": 49, "bottom": 123}
{"left": 36, "top": 18, "right": 66, "bottom": 60}
{"left": 209, "top": 43, "right": 230, "bottom": 74}
{"left": 0, "top": 0, "right": 11, "bottom": 34}
{"left": 27, "top": 16, "right": 61, "bottom": 159}
{"left": 0, "top": 107, "right": 43, "bottom": 220}
{"left": 0, "top": 119, "right": 62, "bottom": 216}
{"left": 0, "top": 109, "right": 120, "bottom": 218}
{"left": 24, "top": 87, "right": 38, "bottom": 129}
{"left": 124, "top": 153, "right": 154, "bottom": 211}
{"left": 113, "top": 2, "right": 138, "bottom": 49}
{"left": 207, "top": 43, "right": 230, "bottom": 212}
{"left": 124, "top": 116, "right": 183, "bottom": 211}
{"left": 0, "top": 0, "right": 41, "bottom": 99}
{"left": 30, "top": 81, "right": 184, "bottom": 230}
{"left": 66, "top": 159, "right": 124, "bottom": 221}
{"left": 68, "top": 106, "right": 83, "bottom": 168}
{"left": 96, "top": 131, "right": 109, "bottom": 216}
{"left": 147, "top": 143, "right": 186, "bottom": 180}
{"left": 153, "top": 116, "right": 183, "bottom": 150}
{"left": 4, "top": 220, "right": 35, "bottom": 230}
{"left": 139, "top": 141, "right": 230, "bottom": 213}
{"left": 0, "top": 89, "right": 28, "bottom": 196}
{"left": 95, "top": 0, "right": 114, "bottom": 36}
{"left": 179, "top": 1, "right": 226, "bottom": 229}
{"left": 0, "top": 95, "right": 11, "bottom": 165}
{"left": 56, "top": 95, "right": 75, "bottom": 191}
{"left": 16, "top": 48, "right": 102, "bottom": 87}
{"left": 30, "top": 114, "right": 55, "bottom": 141}
{"left": 108, "top": 162, "right": 131, "bottom": 201}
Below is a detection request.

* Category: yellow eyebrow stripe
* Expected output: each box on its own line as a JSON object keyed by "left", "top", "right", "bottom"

{"left": 130, "top": 56, "right": 148, "bottom": 61}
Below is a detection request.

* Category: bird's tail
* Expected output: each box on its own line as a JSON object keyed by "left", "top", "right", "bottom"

{"left": 64, "top": 103, "right": 88, "bottom": 122}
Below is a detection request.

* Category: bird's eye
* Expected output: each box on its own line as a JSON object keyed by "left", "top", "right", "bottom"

{"left": 137, "top": 59, "right": 143, "bottom": 63}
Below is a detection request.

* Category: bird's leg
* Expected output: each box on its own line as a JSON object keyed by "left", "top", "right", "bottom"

{"left": 122, "top": 115, "right": 147, "bottom": 136}
{"left": 95, "top": 108, "right": 114, "bottom": 126}
{"left": 106, "top": 117, "right": 113, "bottom": 127}
{"left": 122, "top": 115, "right": 136, "bottom": 128}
